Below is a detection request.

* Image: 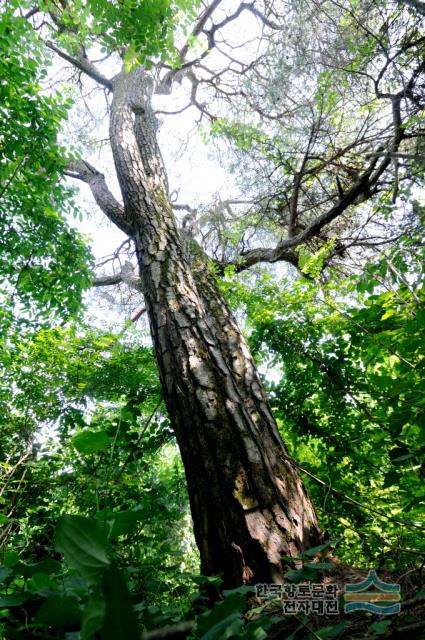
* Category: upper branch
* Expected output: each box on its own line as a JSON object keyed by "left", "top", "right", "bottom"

{"left": 231, "top": 147, "right": 394, "bottom": 273}
{"left": 93, "top": 273, "right": 123, "bottom": 287}
{"left": 93, "top": 262, "right": 142, "bottom": 291}
{"left": 155, "top": 0, "right": 281, "bottom": 97}
{"left": 179, "top": 0, "right": 224, "bottom": 61}
{"left": 44, "top": 41, "right": 114, "bottom": 90}
{"left": 65, "top": 160, "right": 133, "bottom": 236}
{"left": 155, "top": 0, "right": 224, "bottom": 94}
{"left": 24, "top": 6, "right": 40, "bottom": 19}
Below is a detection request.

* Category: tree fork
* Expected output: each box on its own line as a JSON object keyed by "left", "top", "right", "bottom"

{"left": 109, "top": 67, "right": 321, "bottom": 586}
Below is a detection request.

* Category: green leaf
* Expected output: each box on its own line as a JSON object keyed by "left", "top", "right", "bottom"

{"left": 223, "top": 585, "right": 256, "bottom": 597}
{"left": 196, "top": 593, "right": 246, "bottom": 639}
{"left": 16, "top": 558, "right": 62, "bottom": 577}
{"left": 199, "top": 614, "right": 244, "bottom": 640}
{"left": 317, "top": 622, "right": 347, "bottom": 638}
{"left": 367, "top": 620, "right": 392, "bottom": 636}
{"left": 35, "top": 595, "right": 82, "bottom": 626}
{"left": 0, "top": 566, "right": 12, "bottom": 582}
{"left": 301, "top": 540, "right": 339, "bottom": 557}
{"left": 303, "top": 562, "right": 334, "bottom": 570}
{"left": 96, "top": 508, "right": 145, "bottom": 538}
{"left": 2, "top": 551, "right": 19, "bottom": 567}
{"left": 55, "top": 515, "right": 111, "bottom": 584}
{"left": 0, "top": 594, "right": 27, "bottom": 607}
{"left": 191, "top": 574, "right": 223, "bottom": 591}
{"left": 81, "top": 595, "right": 105, "bottom": 640}
{"left": 241, "top": 617, "right": 275, "bottom": 639}
{"left": 72, "top": 430, "right": 112, "bottom": 454}
{"left": 28, "top": 572, "right": 51, "bottom": 592}
{"left": 101, "top": 563, "right": 140, "bottom": 640}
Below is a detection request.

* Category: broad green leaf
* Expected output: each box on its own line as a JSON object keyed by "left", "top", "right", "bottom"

{"left": 35, "top": 595, "right": 82, "bottom": 626}
{"left": 101, "top": 563, "right": 140, "bottom": 640}
{"left": 72, "top": 430, "right": 112, "bottom": 454}
{"left": 303, "top": 562, "right": 334, "bottom": 570}
{"left": 55, "top": 515, "right": 111, "bottom": 584}
{"left": 2, "top": 551, "right": 19, "bottom": 567}
{"left": 0, "top": 566, "right": 12, "bottom": 582}
{"left": 96, "top": 508, "right": 145, "bottom": 538}
{"left": 28, "top": 572, "right": 52, "bottom": 592}
{"left": 196, "top": 593, "right": 246, "bottom": 638}
{"left": 317, "top": 622, "right": 348, "bottom": 638}
{"left": 81, "top": 595, "right": 105, "bottom": 640}
{"left": 15, "top": 558, "right": 62, "bottom": 577}
{"left": 0, "top": 594, "right": 27, "bottom": 607}
{"left": 200, "top": 614, "right": 244, "bottom": 640}
{"left": 367, "top": 620, "right": 392, "bottom": 636}
{"left": 284, "top": 566, "right": 320, "bottom": 582}
{"left": 301, "top": 540, "right": 339, "bottom": 557}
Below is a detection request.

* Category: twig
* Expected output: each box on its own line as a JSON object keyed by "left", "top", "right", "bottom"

{"left": 283, "top": 454, "right": 425, "bottom": 531}
{"left": 0, "top": 157, "right": 27, "bottom": 200}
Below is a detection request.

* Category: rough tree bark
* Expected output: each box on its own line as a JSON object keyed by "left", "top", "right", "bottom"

{"left": 106, "top": 66, "right": 321, "bottom": 587}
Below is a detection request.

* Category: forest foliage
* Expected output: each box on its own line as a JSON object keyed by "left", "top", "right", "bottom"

{"left": 1, "top": 0, "right": 425, "bottom": 638}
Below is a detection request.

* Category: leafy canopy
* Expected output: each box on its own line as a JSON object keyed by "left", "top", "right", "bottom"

{"left": 0, "top": 10, "right": 92, "bottom": 330}
{"left": 38, "top": 0, "right": 201, "bottom": 66}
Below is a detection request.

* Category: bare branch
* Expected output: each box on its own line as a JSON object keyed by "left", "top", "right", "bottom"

{"left": 93, "top": 262, "right": 142, "bottom": 291}
{"left": 44, "top": 41, "right": 114, "bottom": 90}
{"left": 230, "top": 148, "right": 394, "bottom": 272}
{"left": 24, "top": 6, "right": 40, "bottom": 19}
{"left": 155, "top": 0, "right": 224, "bottom": 94}
{"left": 155, "top": 0, "right": 282, "bottom": 96}
{"left": 65, "top": 160, "right": 133, "bottom": 236}
{"left": 93, "top": 274, "right": 124, "bottom": 287}
{"left": 130, "top": 305, "right": 147, "bottom": 323}
{"left": 172, "top": 203, "right": 196, "bottom": 214}
{"left": 179, "top": 0, "right": 224, "bottom": 61}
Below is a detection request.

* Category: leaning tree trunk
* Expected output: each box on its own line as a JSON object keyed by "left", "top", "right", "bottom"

{"left": 109, "top": 67, "right": 321, "bottom": 587}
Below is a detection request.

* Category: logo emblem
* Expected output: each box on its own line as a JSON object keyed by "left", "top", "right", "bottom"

{"left": 344, "top": 570, "right": 400, "bottom": 614}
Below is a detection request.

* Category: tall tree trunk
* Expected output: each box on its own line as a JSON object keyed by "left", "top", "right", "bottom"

{"left": 109, "top": 68, "right": 321, "bottom": 587}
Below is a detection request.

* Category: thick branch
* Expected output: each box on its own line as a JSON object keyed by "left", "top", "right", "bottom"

{"left": 24, "top": 6, "right": 40, "bottom": 19}
{"left": 230, "top": 246, "right": 300, "bottom": 272}
{"left": 231, "top": 151, "right": 392, "bottom": 272}
{"left": 172, "top": 203, "right": 196, "bottom": 214}
{"left": 130, "top": 305, "right": 147, "bottom": 322}
{"left": 93, "top": 274, "right": 123, "bottom": 287}
{"left": 66, "top": 160, "right": 133, "bottom": 236}
{"left": 44, "top": 41, "right": 114, "bottom": 90}
{"left": 93, "top": 262, "right": 143, "bottom": 291}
